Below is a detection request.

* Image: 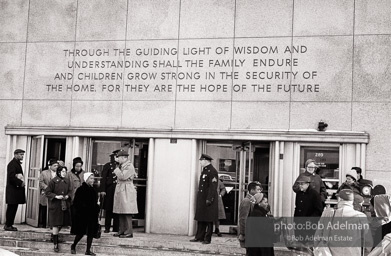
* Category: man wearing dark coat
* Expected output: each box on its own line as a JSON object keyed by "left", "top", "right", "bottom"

{"left": 190, "top": 153, "right": 219, "bottom": 244}
{"left": 4, "top": 149, "right": 26, "bottom": 231}
{"left": 293, "top": 175, "right": 323, "bottom": 246}
{"left": 100, "top": 149, "right": 120, "bottom": 233}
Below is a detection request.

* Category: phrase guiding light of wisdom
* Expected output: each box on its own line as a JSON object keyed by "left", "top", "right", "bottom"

{"left": 46, "top": 44, "right": 320, "bottom": 96}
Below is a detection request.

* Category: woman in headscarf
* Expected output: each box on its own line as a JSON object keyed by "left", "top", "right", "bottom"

{"left": 45, "top": 166, "right": 72, "bottom": 253}
{"left": 70, "top": 172, "right": 99, "bottom": 255}
{"left": 68, "top": 157, "right": 86, "bottom": 201}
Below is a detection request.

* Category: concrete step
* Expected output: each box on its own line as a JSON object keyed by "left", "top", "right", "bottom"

{"left": 0, "top": 238, "right": 237, "bottom": 255}
{"left": 0, "top": 226, "right": 299, "bottom": 256}
{"left": 0, "top": 229, "right": 245, "bottom": 255}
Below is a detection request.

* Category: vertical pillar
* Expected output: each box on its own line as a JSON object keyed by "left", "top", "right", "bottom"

{"left": 188, "top": 139, "right": 197, "bottom": 236}
{"left": 145, "top": 138, "right": 154, "bottom": 233}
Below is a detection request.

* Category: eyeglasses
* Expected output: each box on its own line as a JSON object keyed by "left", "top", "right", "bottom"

{"left": 307, "top": 166, "right": 317, "bottom": 169}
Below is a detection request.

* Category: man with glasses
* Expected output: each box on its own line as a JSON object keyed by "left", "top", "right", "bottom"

{"left": 293, "top": 159, "right": 327, "bottom": 207}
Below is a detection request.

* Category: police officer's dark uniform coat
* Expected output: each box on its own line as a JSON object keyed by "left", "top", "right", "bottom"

{"left": 100, "top": 161, "right": 117, "bottom": 211}
{"left": 194, "top": 164, "right": 219, "bottom": 222}
{"left": 6, "top": 158, "right": 26, "bottom": 204}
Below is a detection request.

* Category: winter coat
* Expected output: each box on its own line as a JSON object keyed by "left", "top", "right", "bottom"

{"left": 314, "top": 201, "right": 373, "bottom": 256}
{"left": 194, "top": 164, "right": 219, "bottom": 222}
{"left": 6, "top": 158, "right": 26, "bottom": 204}
{"left": 39, "top": 169, "right": 54, "bottom": 206}
{"left": 337, "top": 181, "right": 363, "bottom": 211}
{"left": 67, "top": 169, "right": 85, "bottom": 202}
{"left": 294, "top": 186, "right": 323, "bottom": 217}
{"left": 247, "top": 205, "right": 275, "bottom": 256}
{"left": 217, "top": 180, "right": 226, "bottom": 220}
{"left": 45, "top": 176, "right": 72, "bottom": 227}
{"left": 71, "top": 182, "right": 99, "bottom": 236}
{"left": 293, "top": 171, "right": 327, "bottom": 203}
{"left": 100, "top": 161, "right": 118, "bottom": 211}
{"left": 113, "top": 161, "right": 138, "bottom": 214}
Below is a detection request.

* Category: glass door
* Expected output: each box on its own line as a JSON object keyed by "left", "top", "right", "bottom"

{"left": 205, "top": 141, "right": 255, "bottom": 225}
{"left": 26, "top": 135, "right": 44, "bottom": 227}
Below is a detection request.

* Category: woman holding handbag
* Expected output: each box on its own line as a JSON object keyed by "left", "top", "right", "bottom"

{"left": 70, "top": 172, "right": 100, "bottom": 255}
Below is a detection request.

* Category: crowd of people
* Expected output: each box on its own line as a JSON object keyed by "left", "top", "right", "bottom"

{"left": 4, "top": 148, "right": 138, "bottom": 255}
{"left": 4, "top": 148, "right": 391, "bottom": 255}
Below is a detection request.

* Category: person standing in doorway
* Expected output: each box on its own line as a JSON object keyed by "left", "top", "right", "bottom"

{"left": 68, "top": 157, "right": 86, "bottom": 201}
{"left": 4, "top": 149, "right": 26, "bottom": 231}
{"left": 100, "top": 149, "right": 120, "bottom": 233}
{"left": 113, "top": 150, "right": 138, "bottom": 238}
{"left": 190, "top": 154, "right": 219, "bottom": 244}
{"left": 214, "top": 178, "right": 226, "bottom": 237}
{"left": 39, "top": 159, "right": 59, "bottom": 228}
{"left": 238, "top": 181, "right": 263, "bottom": 250}
{"left": 293, "top": 175, "right": 323, "bottom": 248}
{"left": 293, "top": 159, "right": 327, "bottom": 208}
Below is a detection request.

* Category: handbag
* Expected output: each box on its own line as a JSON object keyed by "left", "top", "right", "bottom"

{"left": 314, "top": 210, "right": 336, "bottom": 256}
{"left": 94, "top": 223, "right": 102, "bottom": 239}
{"left": 93, "top": 195, "right": 105, "bottom": 239}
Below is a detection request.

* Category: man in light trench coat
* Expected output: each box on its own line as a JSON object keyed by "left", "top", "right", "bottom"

{"left": 113, "top": 150, "right": 138, "bottom": 238}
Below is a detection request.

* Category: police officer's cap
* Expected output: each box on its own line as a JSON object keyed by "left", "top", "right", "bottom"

{"left": 117, "top": 150, "right": 129, "bottom": 157}
{"left": 110, "top": 149, "right": 120, "bottom": 156}
{"left": 14, "top": 149, "right": 25, "bottom": 154}
{"left": 199, "top": 153, "right": 213, "bottom": 161}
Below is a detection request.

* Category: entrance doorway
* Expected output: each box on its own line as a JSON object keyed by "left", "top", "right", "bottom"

{"left": 89, "top": 138, "right": 148, "bottom": 230}
{"left": 26, "top": 137, "right": 67, "bottom": 227}
{"left": 205, "top": 141, "right": 270, "bottom": 227}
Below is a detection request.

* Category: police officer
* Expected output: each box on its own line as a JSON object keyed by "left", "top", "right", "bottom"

{"left": 100, "top": 149, "right": 120, "bottom": 233}
{"left": 190, "top": 154, "right": 219, "bottom": 244}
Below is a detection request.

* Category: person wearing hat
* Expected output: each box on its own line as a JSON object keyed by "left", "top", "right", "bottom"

{"left": 112, "top": 150, "right": 138, "bottom": 238}
{"left": 293, "top": 175, "right": 323, "bottom": 247}
{"left": 45, "top": 166, "right": 72, "bottom": 253}
{"left": 314, "top": 189, "right": 373, "bottom": 256}
{"left": 336, "top": 169, "right": 363, "bottom": 211}
{"left": 68, "top": 157, "right": 86, "bottom": 201}
{"left": 70, "top": 172, "right": 100, "bottom": 255}
{"left": 39, "top": 158, "right": 59, "bottom": 228}
{"left": 4, "top": 149, "right": 26, "bottom": 231}
{"left": 99, "top": 149, "right": 120, "bottom": 233}
{"left": 247, "top": 193, "right": 275, "bottom": 256}
{"left": 190, "top": 153, "right": 219, "bottom": 244}
{"left": 293, "top": 159, "right": 327, "bottom": 208}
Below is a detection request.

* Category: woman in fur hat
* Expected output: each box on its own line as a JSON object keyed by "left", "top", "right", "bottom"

{"left": 45, "top": 166, "right": 72, "bottom": 253}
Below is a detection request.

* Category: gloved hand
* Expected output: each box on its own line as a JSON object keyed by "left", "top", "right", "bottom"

{"left": 206, "top": 200, "right": 212, "bottom": 206}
